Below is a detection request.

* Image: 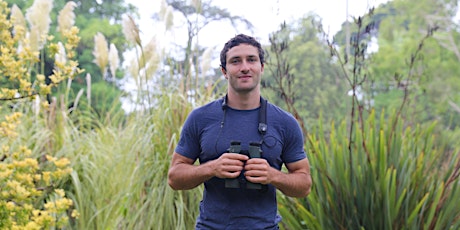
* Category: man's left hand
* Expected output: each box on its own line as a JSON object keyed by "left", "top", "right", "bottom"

{"left": 244, "top": 158, "right": 273, "bottom": 185}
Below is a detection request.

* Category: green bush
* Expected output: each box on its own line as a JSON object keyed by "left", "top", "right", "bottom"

{"left": 279, "top": 110, "right": 460, "bottom": 230}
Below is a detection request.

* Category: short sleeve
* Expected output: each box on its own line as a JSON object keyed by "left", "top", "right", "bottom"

{"left": 174, "top": 109, "right": 201, "bottom": 160}
{"left": 281, "top": 114, "right": 307, "bottom": 164}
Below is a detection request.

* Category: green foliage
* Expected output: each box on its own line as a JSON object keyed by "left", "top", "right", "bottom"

{"left": 1, "top": 111, "right": 77, "bottom": 229}
{"left": 0, "top": 0, "right": 82, "bottom": 227}
{"left": 367, "top": 0, "right": 460, "bottom": 129}
{"left": 4, "top": 0, "right": 137, "bottom": 124}
{"left": 76, "top": 17, "right": 126, "bottom": 82}
{"left": 279, "top": 110, "right": 460, "bottom": 229}
{"left": 3, "top": 0, "right": 460, "bottom": 229}
{"left": 64, "top": 92, "right": 201, "bottom": 229}
{"left": 89, "top": 82, "right": 123, "bottom": 121}
{"left": 263, "top": 16, "right": 350, "bottom": 133}
{"left": 273, "top": 1, "right": 460, "bottom": 229}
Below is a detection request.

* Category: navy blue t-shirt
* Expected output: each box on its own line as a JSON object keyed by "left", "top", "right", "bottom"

{"left": 175, "top": 97, "right": 306, "bottom": 230}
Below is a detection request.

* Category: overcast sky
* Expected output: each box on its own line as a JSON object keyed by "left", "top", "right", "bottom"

{"left": 120, "top": 0, "right": 389, "bottom": 111}
{"left": 127, "top": 0, "right": 390, "bottom": 47}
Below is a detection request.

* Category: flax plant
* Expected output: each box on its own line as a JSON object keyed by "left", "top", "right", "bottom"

{"left": 279, "top": 111, "right": 460, "bottom": 230}
{"left": 277, "top": 11, "right": 460, "bottom": 230}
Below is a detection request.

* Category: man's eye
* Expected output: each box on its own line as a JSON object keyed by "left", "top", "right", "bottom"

{"left": 231, "top": 59, "right": 240, "bottom": 63}
{"left": 248, "top": 58, "right": 257, "bottom": 62}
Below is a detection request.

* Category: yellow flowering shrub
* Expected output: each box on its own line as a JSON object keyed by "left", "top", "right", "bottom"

{"left": 0, "top": 0, "right": 82, "bottom": 228}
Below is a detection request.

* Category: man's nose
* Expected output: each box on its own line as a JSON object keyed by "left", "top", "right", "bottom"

{"left": 240, "top": 61, "right": 250, "bottom": 72}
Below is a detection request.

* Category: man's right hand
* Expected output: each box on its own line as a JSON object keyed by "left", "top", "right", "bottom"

{"left": 212, "top": 153, "right": 249, "bottom": 179}
{"left": 168, "top": 152, "right": 249, "bottom": 190}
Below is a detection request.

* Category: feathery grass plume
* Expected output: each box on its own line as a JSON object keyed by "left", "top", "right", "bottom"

{"left": 92, "top": 32, "right": 109, "bottom": 79}
{"left": 164, "top": 5, "right": 174, "bottom": 31}
{"left": 25, "top": 0, "right": 53, "bottom": 51}
{"left": 159, "top": 0, "right": 168, "bottom": 19}
{"left": 159, "top": 0, "right": 174, "bottom": 28}
{"left": 57, "top": 1, "right": 77, "bottom": 33}
{"left": 191, "top": 0, "right": 202, "bottom": 13}
{"left": 55, "top": 42, "right": 66, "bottom": 65}
{"left": 11, "top": 4, "right": 26, "bottom": 40}
{"left": 201, "top": 46, "right": 213, "bottom": 77}
{"left": 122, "top": 15, "right": 141, "bottom": 46}
{"left": 139, "top": 37, "right": 160, "bottom": 80}
{"left": 108, "top": 43, "right": 119, "bottom": 79}
{"left": 128, "top": 58, "right": 140, "bottom": 86}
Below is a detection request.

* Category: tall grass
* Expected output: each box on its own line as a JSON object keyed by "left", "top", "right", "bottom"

{"left": 10, "top": 91, "right": 203, "bottom": 229}
{"left": 278, "top": 110, "right": 460, "bottom": 230}
{"left": 63, "top": 92, "right": 202, "bottom": 229}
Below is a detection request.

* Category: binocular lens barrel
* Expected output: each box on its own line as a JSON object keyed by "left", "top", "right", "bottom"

{"left": 225, "top": 141, "right": 262, "bottom": 189}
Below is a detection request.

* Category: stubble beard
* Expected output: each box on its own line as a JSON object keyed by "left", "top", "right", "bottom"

{"left": 230, "top": 76, "right": 260, "bottom": 94}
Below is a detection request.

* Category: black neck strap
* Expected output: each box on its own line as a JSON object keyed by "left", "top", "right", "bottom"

{"left": 258, "top": 97, "right": 267, "bottom": 135}
{"left": 222, "top": 95, "right": 268, "bottom": 135}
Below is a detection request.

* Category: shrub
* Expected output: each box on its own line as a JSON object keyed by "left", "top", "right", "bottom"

{"left": 279, "top": 110, "right": 460, "bottom": 230}
{"left": 0, "top": 0, "right": 82, "bottom": 228}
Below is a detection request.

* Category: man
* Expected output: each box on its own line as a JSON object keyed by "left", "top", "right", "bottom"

{"left": 168, "top": 34, "right": 312, "bottom": 229}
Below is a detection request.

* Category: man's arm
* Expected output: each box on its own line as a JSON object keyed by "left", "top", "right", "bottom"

{"left": 168, "top": 152, "right": 249, "bottom": 190}
{"left": 244, "top": 158, "right": 312, "bottom": 197}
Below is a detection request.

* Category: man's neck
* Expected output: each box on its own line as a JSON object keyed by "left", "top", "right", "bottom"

{"left": 226, "top": 91, "right": 260, "bottom": 110}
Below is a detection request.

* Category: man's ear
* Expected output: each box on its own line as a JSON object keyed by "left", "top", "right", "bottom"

{"left": 221, "top": 67, "right": 227, "bottom": 77}
{"left": 261, "top": 63, "right": 264, "bottom": 72}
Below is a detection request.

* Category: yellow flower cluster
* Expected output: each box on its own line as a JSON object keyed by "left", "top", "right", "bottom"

{"left": 0, "top": 0, "right": 82, "bottom": 228}
{"left": 0, "top": 144, "right": 77, "bottom": 228}
{"left": 0, "top": 112, "right": 77, "bottom": 228}
{"left": 1, "top": 189, "right": 76, "bottom": 229}
{"left": 0, "top": 0, "right": 83, "bottom": 104}
{"left": 0, "top": 112, "right": 22, "bottom": 138}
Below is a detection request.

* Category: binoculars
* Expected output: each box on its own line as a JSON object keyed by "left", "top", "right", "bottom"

{"left": 225, "top": 141, "right": 262, "bottom": 189}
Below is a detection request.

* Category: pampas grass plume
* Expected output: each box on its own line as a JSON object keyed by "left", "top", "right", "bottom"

{"left": 93, "top": 32, "right": 109, "bottom": 79}
{"left": 58, "top": 1, "right": 77, "bottom": 33}
{"left": 109, "top": 43, "right": 119, "bottom": 79}
{"left": 122, "top": 15, "right": 141, "bottom": 46}
{"left": 25, "top": 0, "right": 53, "bottom": 51}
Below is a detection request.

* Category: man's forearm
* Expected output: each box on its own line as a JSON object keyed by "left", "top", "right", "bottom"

{"left": 270, "top": 169, "right": 312, "bottom": 197}
{"left": 168, "top": 161, "right": 215, "bottom": 190}
{"left": 268, "top": 158, "right": 312, "bottom": 197}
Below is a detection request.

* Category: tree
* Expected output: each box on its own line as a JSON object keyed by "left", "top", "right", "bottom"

{"left": 367, "top": 0, "right": 460, "bottom": 129}
{"left": 156, "top": 0, "right": 253, "bottom": 95}
{"left": 263, "top": 15, "right": 349, "bottom": 131}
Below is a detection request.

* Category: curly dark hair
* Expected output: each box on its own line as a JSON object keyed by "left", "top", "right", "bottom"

{"left": 219, "top": 34, "right": 265, "bottom": 71}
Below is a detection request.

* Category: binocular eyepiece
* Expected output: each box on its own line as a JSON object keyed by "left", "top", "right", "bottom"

{"left": 225, "top": 141, "right": 263, "bottom": 189}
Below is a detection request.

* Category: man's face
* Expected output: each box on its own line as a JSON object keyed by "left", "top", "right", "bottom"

{"left": 223, "top": 44, "right": 264, "bottom": 94}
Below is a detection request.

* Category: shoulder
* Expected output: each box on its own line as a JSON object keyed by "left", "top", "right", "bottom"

{"left": 265, "top": 101, "right": 304, "bottom": 137}
{"left": 266, "top": 102, "right": 298, "bottom": 124}
{"left": 188, "top": 98, "right": 223, "bottom": 118}
{"left": 183, "top": 98, "right": 224, "bottom": 129}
